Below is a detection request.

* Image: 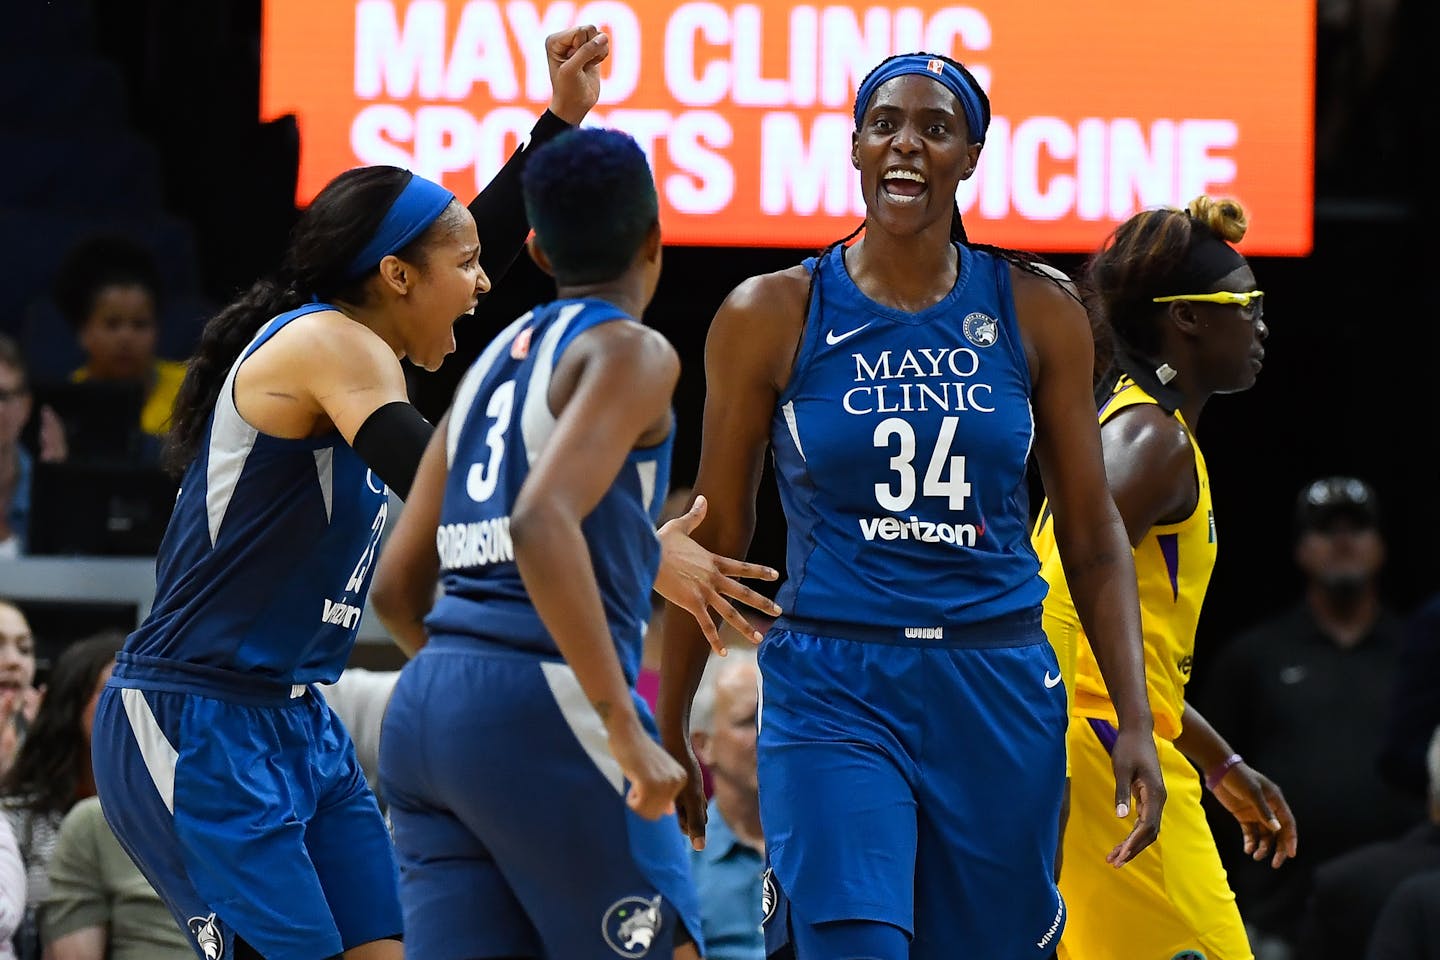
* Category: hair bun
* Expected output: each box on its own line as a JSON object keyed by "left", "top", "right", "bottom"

{"left": 1185, "top": 195, "right": 1248, "bottom": 244}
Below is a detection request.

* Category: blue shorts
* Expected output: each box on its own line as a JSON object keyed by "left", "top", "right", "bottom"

{"left": 92, "top": 670, "right": 402, "bottom": 960}
{"left": 378, "top": 635, "right": 703, "bottom": 960}
{"left": 758, "top": 613, "right": 1067, "bottom": 959}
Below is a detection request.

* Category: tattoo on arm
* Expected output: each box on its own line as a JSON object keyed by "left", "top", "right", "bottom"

{"left": 593, "top": 700, "right": 612, "bottom": 722}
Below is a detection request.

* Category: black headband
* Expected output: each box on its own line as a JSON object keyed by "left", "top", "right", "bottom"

{"left": 1158, "top": 217, "right": 1247, "bottom": 293}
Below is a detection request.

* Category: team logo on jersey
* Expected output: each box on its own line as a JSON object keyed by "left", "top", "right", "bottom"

{"left": 962, "top": 312, "right": 999, "bottom": 347}
{"left": 511, "top": 326, "right": 534, "bottom": 359}
{"left": 1171, "top": 952, "right": 1207, "bottom": 960}
{"left": 761, "top": 868, "right": 779, "bottom": 924}
{"left": 188, "top": 913, "right": 224, "bottom": 959}
{"left": 602, "top": 895, "right": 663, "bottom": 957}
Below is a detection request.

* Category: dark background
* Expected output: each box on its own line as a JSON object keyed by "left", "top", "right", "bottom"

{"left": 70, "top": 0, "right": 1440, "bottom": 675}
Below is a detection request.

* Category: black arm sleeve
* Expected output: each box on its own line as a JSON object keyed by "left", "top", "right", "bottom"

{"left": 468, "top": 109, "right": 572, "bottom": 292}
{"left": 351, "top": 401, "right": 434, "bottom": 501}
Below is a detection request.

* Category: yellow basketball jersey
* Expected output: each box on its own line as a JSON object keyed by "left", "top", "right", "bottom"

{"left": 1031, "top": 376, "right": 1216, "bottom": 741}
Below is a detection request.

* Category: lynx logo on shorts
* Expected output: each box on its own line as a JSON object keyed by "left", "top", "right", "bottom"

{"left": 188, "top": 913, "right": 223, "bottom": 959}
{"left": 962, "top": 312, "right": 999, "bottom": 348}
{"left": 761, "top": 868, "right": 779, "bottom": 923}
{"left": 602, "top": 895, "right": 663, "bottom": 957}
{"left": 1171, "top": 952, "right": 1207, "bottom": 960}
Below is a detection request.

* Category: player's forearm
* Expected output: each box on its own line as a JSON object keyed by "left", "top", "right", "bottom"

{"left": 373, "top": 606, "right": 428, "bottom": 659}
{"left": 655, "top": 604, "right": 713, "bottom": 744}
{"left": 467, "top": 109, "right": 571, "bottom": 291}
{"left": 1175, "top": 702, "right": 1236, "bottom": 773}
{"left": 370, "top": 535, "right": 439, "bottom": 658}
{"left": 511, "top": 502, "right": 640, "bottom": 737}
{"left": 1062, "top": 538, "right": 1152, "bottom": 731}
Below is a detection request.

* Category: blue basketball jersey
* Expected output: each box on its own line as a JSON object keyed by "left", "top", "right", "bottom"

{"left": 425, "top": 298, "right": 672, "bottom": 683}
{"left": 119, "top": 303, "right": 390, "bottom": 689}
{"left": 771, "top": 243, "right": 1045, "bottom": 630}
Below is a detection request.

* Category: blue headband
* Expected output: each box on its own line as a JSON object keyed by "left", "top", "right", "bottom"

{"left": 853, "top": 55, "right": 987, "bottom": 144}
{"left": 345, "top": 172, "right": 456, "bottom": 279}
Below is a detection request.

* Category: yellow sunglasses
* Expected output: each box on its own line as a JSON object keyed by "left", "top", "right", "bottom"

{"left": 1153, "top": 290, "right": 1265, "bottom": 308}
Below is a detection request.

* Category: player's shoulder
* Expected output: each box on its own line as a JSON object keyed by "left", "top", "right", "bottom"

{"left": 721, "top": 265, "right": 813, "bottom": 320}
{"left": 264, "top": 308, "right": 405, "bottom": 387}
{"left": 1105, "top": 402, "right": 1192, "bottom": 460}
{"left": 1008, "top": 260, "right": 1082, "bottom": 316}
{"left": 567, "top": 312, "right": 678, "bottom": 381}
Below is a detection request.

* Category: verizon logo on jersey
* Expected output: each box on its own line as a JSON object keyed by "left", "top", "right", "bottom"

{"left": 858, "top": 515, "right": 979, "bottom": 547}
{"left": 321, "top": 599, "right": 363, "bottom": 629}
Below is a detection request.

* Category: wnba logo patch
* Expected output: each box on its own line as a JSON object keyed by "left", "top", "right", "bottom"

{"left": 511, "top": 326, "right": 534, "bottom": 359}
{"left": 187, "top": 913, "right": 223, "bottom": 959}
{"left": 602, "top": 895, "right": 663, "bottom": 957}
{"left": 962, "top": 312, "right": 999, "bottom": 347}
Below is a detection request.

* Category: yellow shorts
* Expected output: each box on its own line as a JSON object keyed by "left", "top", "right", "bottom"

{"left": 1057, "top": 720, "right": 1251, "bottom": 960}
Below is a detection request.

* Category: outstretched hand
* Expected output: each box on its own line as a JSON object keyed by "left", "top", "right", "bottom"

{"left": 1107, "top": 727, "right": 1166, "bottom": 867}
{"left": 654, "top": 495, "right": 781, "bottom": 655}
{"left": 545, "top": 25, "right": 609, "bottom": 125}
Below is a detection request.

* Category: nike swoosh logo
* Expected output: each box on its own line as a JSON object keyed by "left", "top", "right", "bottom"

{"left": 1043, "top": 671, "right": 1063, "bottom": 689}
{"left": 825, "top": 323, "right": 871, "bottom": 345}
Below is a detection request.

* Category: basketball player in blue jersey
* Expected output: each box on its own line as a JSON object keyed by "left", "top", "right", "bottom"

{"left": 370, "top": 127, "right": 778, "bottom": 960}
{"left": 88, "top": 27, "right": 617, "bottom": 960}
{"left": 656, "top": 54, "right": 1168, "bottom": 960}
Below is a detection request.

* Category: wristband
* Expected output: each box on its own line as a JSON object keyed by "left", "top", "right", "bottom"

{"left": 1205, "top": 753, "right": 1243, "bottom": 790}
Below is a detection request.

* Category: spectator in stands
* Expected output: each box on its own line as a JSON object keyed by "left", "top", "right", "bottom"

{"left": 0, "top": 338, "right": 64, "bottom": 556}
{"left": 1298, "top": 724, "right": 1440, "bottom": 959}
{"left": 689, "top": 646, "right": 764, "bottom": 960}
{"left": 0, "top": 602, "right": 39, "bottom": 779}
{"left": 39, "top": 795, "right": 191, "bottom": 960}
{"left": 1381, "top": 590, "right": 1440, "bottom": 799}
{"left": 1196, "top": 476, "right": 1421, "bottom": 948}
{"left": 1368, "top": 870, "right": 1440, "bottom": 960}
{"left": 1, "top": 633, "right": 122, "bottom": 960}
{"left": 1, "top": 814, "right": 22, "bottom": 960}
{"left": 52, "top": 235, "right": 185, "bottom": 450}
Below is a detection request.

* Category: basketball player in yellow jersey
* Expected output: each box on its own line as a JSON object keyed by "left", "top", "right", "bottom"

{"left": 1033, "top": 196, "right": 1298, "bottom": 959}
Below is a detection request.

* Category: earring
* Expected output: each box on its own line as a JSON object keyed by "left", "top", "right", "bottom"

{"left": 1156, "top": 363, "right": 1178, "bottom": 385}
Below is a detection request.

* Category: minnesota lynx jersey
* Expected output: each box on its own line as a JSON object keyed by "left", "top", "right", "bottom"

{"left": 119, "top": 303, "right": 390, "bottom": 690}
{"left": 425, "top": 299, "right": 672, "bottom": 683}
{"left": 771, "top": 243, "right": 1045, "bottom": 632}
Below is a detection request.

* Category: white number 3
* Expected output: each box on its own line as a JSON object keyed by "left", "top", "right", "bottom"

{"left": 466, "top": 379, "right": 516, "bottom": 503}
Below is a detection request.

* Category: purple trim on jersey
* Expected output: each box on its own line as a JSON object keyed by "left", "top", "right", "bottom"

{"left": 1158, "top": 532, "right": 1180, "bottom": 601}
{"left": 1087, "top": 717, "right": 1120, "bottom": 755}
{"left": 1097, "top": 380, "right": 1136, "bottom": 419}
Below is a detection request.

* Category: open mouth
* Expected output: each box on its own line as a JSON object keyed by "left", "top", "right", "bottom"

{"left": 882, "top": 168, "right": 927, "bottom": 202}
